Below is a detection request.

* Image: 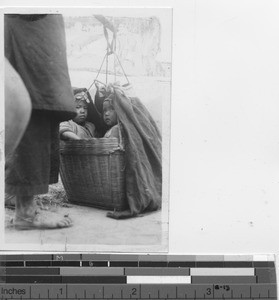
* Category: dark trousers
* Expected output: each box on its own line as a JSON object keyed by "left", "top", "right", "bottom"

{"left": 6, "top": 111, "right": 60, "bottom": 196}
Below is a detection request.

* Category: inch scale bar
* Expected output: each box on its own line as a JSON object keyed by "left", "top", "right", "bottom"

{"left": 0, "top": 254, "right": 276, "bottom": 300}
{"left": 0, "top": 283, "right": 277, "bottom": 299}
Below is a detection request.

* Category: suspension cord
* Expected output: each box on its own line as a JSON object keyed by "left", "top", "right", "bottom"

{"left": 114, "top": 52, "right": 130, "bottom": 85}
{"left": 87, "top": 53, "right": 107, "bottom": 91}
{"left": 106, "top": 46, "right": 109, "bottom": 85}
{"left": 88, "top": 21, "right": 131, "bottom": 91}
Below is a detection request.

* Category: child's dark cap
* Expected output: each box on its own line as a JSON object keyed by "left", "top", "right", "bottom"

{"left": 103, "top": 94, "right": 114, "bottom": 103}
{"left": 75, "top": 92, "right": 90, "bottom": 103}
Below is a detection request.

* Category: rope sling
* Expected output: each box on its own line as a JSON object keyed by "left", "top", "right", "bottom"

{"left": 87, "top": 22, "right": 130, "bottom": 91}
{"left": 86, "top": 20, "right": 131, "bottom": 150}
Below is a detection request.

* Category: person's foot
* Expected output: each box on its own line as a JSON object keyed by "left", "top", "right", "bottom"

{"left": 14, "top": 195, "right": 73, "bottom": 230}
{"left": 13, "top": 210, "right": 73, "bottom": 230}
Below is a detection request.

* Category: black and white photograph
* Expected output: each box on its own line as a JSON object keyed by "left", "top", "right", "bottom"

{"left": 3, "top": 0, "right": 279, "bottom": 257}
{"left": 3, "top": 7, "right": 171, "bottom": 251}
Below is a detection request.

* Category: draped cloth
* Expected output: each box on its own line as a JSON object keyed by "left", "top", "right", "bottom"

{"left": 106, "top": 87, "right": 162, "bottom": 219}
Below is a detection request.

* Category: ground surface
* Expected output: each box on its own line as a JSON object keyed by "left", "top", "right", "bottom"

{"left": 4, "top": 69, "right": 170, "bottom": 252}
{"left": 5, "top": 181, "right": 168, "bottom": 252}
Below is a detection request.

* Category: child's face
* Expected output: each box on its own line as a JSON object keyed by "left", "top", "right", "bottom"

{"left": 73, "top": 100, "right": 88, "bottom": 125}
{"left": 103, "top": 101, "right": 117, "bottom": 127}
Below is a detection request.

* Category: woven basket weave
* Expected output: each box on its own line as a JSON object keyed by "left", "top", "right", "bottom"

{"left": 60, "top": 138, "right": 127, "bottom": 210}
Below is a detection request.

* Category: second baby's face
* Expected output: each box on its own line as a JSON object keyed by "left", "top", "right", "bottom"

{"left": 103, "top": 101, "right": 117, "bottom": 127}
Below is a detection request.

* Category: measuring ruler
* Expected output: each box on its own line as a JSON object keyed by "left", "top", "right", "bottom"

{"left": 0, "top": 254, "right": 276, "bottom": 299}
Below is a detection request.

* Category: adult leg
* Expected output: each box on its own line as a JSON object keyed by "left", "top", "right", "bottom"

{"left": 5, "top": 59, "right": 32, "bottom": 207}
{"left": 6, "top": 111, "right": 73, "bottom": 229}
{"left": 5, "top": 58, "right": 31, "bottom": 156}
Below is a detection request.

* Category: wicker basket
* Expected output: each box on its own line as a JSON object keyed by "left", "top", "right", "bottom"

{"left": 59, "top": 138, "right": 127, "bottom": 210}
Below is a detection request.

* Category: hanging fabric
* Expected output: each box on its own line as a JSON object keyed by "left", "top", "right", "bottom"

{"left": 104, "top": 85, "right": 162, "bottom": 219}
{"left": 85, "top": 17, "right": 162, "bottom": 218}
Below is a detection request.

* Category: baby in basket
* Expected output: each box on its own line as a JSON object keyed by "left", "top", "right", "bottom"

{"left": 60, "top": 91, "right": 97, "bottom": 140}
{"left": 103, "top": 95, "right": 121, "bottom": 140}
